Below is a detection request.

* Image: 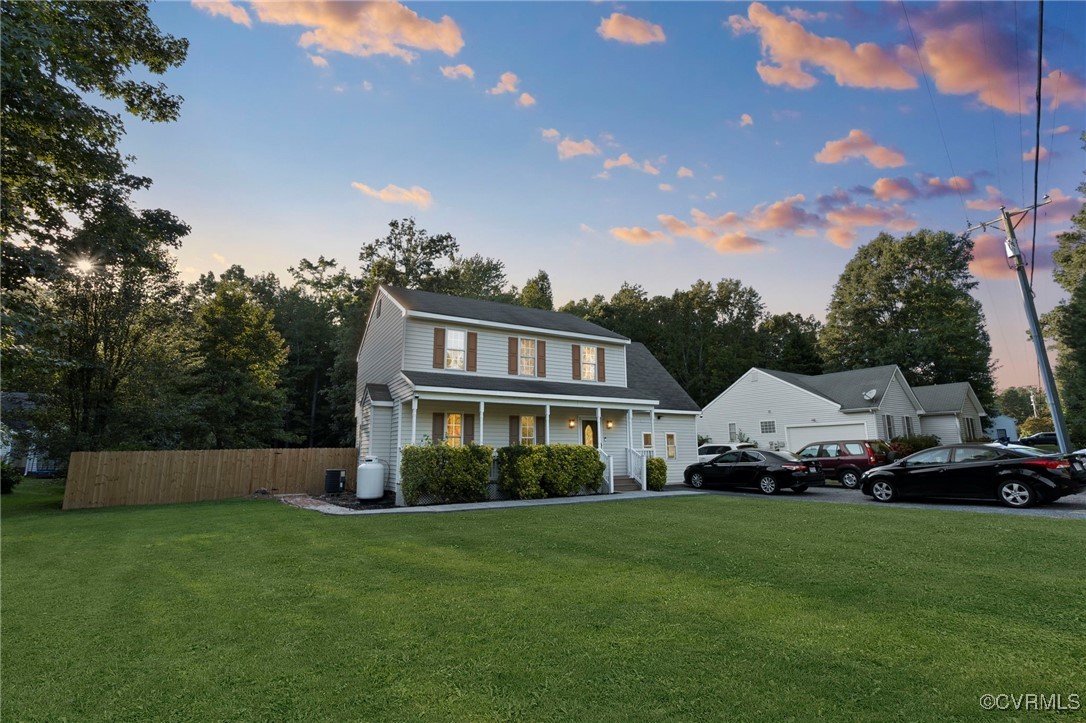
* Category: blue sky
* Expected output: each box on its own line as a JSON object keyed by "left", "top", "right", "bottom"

{"left": 120, "top": 1, "right": 1085, "bottom": 390}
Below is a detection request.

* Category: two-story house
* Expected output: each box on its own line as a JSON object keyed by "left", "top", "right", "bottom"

{"left": 356, "top": 285, "right": 700, "bottom": 502}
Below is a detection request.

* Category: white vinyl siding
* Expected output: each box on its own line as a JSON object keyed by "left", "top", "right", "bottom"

{"left": 876, "top": 373, "right": 922, "bottom": 441}
{"left": 402, "top": 322, "right": 627, "bottom": 386}
{"left": 918, "top": 415, "right": 962, "bottom": 444}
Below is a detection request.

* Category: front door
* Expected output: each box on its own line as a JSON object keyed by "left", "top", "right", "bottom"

{"left": 581, "top": 420, "right": 599, "bottom": 448}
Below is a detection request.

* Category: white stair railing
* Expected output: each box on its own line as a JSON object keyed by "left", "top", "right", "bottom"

{"left": 626, "top": 448, "right": 648, "bottom": 491}
{"left": 598, "top": 449, "right": 614, "bottom": 494}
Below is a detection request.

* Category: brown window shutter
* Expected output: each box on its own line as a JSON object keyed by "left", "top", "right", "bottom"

{"left": 537, "top": 340, "right": 546, "bottom": 377}
{"left": 536, "top": 416, "right": 546, "bottom": 444}
{"left": 432, "top": 413, "right": 444, "bottom": 444}
{"left": 433, "top": 328, "right": 445, "bottom": 369}
{"left": 508, "top": 337, "right": 518, "bottom": 374}
{"left": 464, "top": 414, "right": 475, "bottom": 445}
{"left": 467, "top": 332, "right": 478, "bottom": 372}
{"left": 509, "top": 416, "right": 519, "bottom": 445}
{"left": 572, "top": 344, "right": 581, "bottom": 380}
{"left": 598, "top": 347, "right": 606, "bottom": 382}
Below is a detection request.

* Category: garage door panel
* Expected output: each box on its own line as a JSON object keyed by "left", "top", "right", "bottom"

{"left": 786, "top": 423, "right": 868, "bottom": 451}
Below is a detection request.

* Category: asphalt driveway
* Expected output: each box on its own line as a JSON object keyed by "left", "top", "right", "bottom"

{"left": 691, "top": 483, "right": 1086, "bottom": 519}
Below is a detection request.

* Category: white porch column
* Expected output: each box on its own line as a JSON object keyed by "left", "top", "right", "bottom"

{"left": 411, "top": 396, "right": 418, "bottom": 445}
{"left": 395, "top": 403, "right": 404, "bottom": 506}
{"left": 478, "top": 400, "right": 485, "bottom": 446}
{"left": 626, "top": 409, "right": 633, "bottom": 449}
{"left": 545, "top": 403, "right": 551, "bottom": 444}
{"left": 651, "top": 411, "right": 656, "bottom": 455}
{"left": 596, "top": 406, "right": 602, "bottom": 440}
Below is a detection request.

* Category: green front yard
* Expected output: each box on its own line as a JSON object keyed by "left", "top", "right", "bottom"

{"left": 2, "top": 481, "right": 1084, "bottom": 722}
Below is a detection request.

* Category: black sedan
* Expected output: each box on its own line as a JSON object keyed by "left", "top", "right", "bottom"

{"left": 684, "top": 449, "right": 825, "bottom": 494}
{"left": 860, "top": 444, "right": 1086, "bottom": 508}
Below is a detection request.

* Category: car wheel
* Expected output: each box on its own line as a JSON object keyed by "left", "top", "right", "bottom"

{"left": 998, "top": 480, "right": 1035, "bottom": 508}
{"left": 688, "top": 472, "right": 704, "bottom": 489}
{"left": 758, "top": 475, "right": 779, "bottom": 495}
{"left": 871, "top": 479, "right": 896, "bottom": 503}
{"left": 840, "top": 470, "right": 860, "bottom": 489}
{"left": 793, "top": 484, "right": 809, "bottom": 494}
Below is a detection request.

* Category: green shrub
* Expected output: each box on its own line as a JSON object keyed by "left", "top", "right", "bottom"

{"left": 889, "top": 435, "right": 941, "bottom": 456}
{"left": 497, "top": 445, "right": 605, "bottom": 499}
{"left": 401, "top": 444, "right": 492, "bottom": 505}
{"left": 1, "top": 461, "right": 21, "bottom": 495}
{"left": 646, "top": 457, "right": 667, "bottom": 491}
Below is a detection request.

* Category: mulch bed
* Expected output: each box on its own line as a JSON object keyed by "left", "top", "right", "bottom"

{"left": 315, "top": 490, "right": 397, "bottom": 511}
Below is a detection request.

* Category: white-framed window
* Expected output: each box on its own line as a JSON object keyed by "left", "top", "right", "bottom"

{"left": 903, "top": 416, "right": 914, "bottom": 436}
{"left": 642, "top": 432, "right": 653, "bottom": 449}
{"left": 665, "top": 432, "right": 677, "bottom": 459}
{"left": 884, "top": 415, "right": 895, "bottom": 438}
{"left": 445, "top": 329, "right": 466, "bottom": 370}
{"left": 520, "top": 416, "right": 535, "bottom": 446}
{"left": 728, "top": 423, "right": 737, "bottom": 442}
{"left": 519, "top": 338, "right": 537, "bottom": 376}
{"left": 445, "top": 413, "right": 463, "bottom": 447}
{"left": 581, "top": 346, "right": 597, "bottom": 381}
{"left": 760, "top": 420, "right": 776, "bottom": 434}
{"left": 963, "top": 417, "right": 976, "bottom": 440}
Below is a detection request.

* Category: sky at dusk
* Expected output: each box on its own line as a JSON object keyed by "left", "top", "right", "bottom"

{"left": 120, "top": 1, "right": 1085, "bottom": 391}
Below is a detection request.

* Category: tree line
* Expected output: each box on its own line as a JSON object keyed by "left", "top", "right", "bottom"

{"left": 3, "top": 2, "right": 1083, "bottom": 463}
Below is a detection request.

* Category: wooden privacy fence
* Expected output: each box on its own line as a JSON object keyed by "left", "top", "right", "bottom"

{"left": 63, "top": 448, "right": 358, "bottom": 510}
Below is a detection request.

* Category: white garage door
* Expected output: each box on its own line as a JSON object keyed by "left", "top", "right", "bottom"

{"left": 786, "top": 423, "right": 868, "bottom": 451}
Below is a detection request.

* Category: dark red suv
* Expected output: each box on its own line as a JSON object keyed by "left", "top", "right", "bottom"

{"left": 796, "top": 440, "right": 896, "bottom": 489}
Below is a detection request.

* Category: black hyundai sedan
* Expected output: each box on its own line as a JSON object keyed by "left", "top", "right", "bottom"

{"left": 684, "top": 449, "right": 825, "bottom": 494}
{"left": 860, "top": 444, "right": 1086, "bottom": 508}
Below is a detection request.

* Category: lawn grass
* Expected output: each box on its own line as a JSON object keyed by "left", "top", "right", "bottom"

{"left": 2, "top": 480, "right": 1084, "bottom": 722}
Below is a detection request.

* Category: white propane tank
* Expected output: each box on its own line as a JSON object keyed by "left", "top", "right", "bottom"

{"left": 356, "top": 457, "right": 385, "bottom": 500}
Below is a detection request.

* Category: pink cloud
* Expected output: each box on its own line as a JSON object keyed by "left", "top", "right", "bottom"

{"left": 1043, "top": 70, "right": 1086, "bottom": 110}
{"left": 924, "top": 175, "right": 975, "bottom": 197}
{"left": 749, "top": 193, "right": 823, "bottom": 233}
{"left": 677, "top": 167, "right": 694, "bottom": 178}
{"left": 658, "top": 184, "right": 674, "bottom": 192}
{"left": 517, "top": 92, "right": 536, "bottom": 108}
{"left": 739, "top": 113, "right": 754, "bottom": 127}
{"left": 1023, "top": 146, "right": 1049, "bottom": 162}
{"left": 487, "top": 71, "right": 519, "bottom": 95}
{"left": 556, "top": 138, "right": 601, "bottom": 161}
{"left": 783, "top": 7, "right": 830, "bottom": 23}
{"left": 541, "top": 128, "right": 560, "bottom": 142}
{"left": 872, "top": 177, "right": 919, "bottom": 202}
{"left": 825, "top": 203, "right": 916, "bottom": 248}
{"left": 658, "top": 215, "right": 718, "bottom": 243}
{"left": 597, "top": 13, "right": 666, "bottom": 45}
{"left": 307, "top": 54, "right": 329, "bottom": 68}
{"left": 1051, "top": 125, "right": 1072, "bottom": 135}
{"left": 712, "top": 232, "right": 765, "bottom": 254}
{"left": 351, "top": 182, "right": 432, "bottom": 209}
{"left": 966, "top": 185, "right": 1013, "bottom": 212}
{"left": 815, "top": 129, "right": 907, "bottom": 168}
{"left": 604, "top": 153, "right": 637, "bottom": 170}
{"left": 441, "top": 64, "right": 474, "bottom": 80}
{"left": 969, "top": 233, "right": 1015, "bottom": 279}
{"left": 193, "top": 0, "right": 252, "bottom": 27}
{"left": 610, "top": 227, "right": 670, "bottom": 245}
{"left": 731, "top": 2, "right": 915, "bottom": 91}
{"left": 250, "top": 1, "right": 463, "bottom": 62}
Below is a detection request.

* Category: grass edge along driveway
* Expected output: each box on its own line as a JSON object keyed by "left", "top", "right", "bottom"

{"left": 2, "top": 481, "right": 1084, "bottom": 722}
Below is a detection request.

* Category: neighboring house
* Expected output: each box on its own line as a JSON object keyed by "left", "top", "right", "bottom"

{"left": 699, "top": 366, "right": 925, "bottom": 451}
{"left": 984, "top": 414, "right": 1019, "bottom": 442}
{"left": 355, "top": 285, "right": 700, "bottom": 502}
{"left": 911, "top": 383, "right": 989, "bottom": 443}
{"left": 0, "top": 393, "right": 61, "bottom": 475}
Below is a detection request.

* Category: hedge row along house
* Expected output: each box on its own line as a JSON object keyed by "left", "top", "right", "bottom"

{"left": 355, "top": 286, "right": 700, "bottom": 504}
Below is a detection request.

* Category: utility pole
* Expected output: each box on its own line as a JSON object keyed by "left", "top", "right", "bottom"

{"left": 969, "top": 197, "right": 1072, "bottom": 453}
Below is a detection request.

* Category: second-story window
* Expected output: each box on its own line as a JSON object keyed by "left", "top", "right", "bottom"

{"left": 446, "top": 329, "right": 466, "bottom": 370}
{"left": 581, "top": 346, "right": 597, "bottom": 381}
{"left": 519, "top": 338, "right": 536, "bottom": 376}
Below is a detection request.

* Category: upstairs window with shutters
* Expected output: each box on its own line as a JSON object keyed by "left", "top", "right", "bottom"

{"left": 445, "top": 329, "right": 466, "bottom": 370}
{"left": 581, "top": 346, "right": 597, "bottom": 381}
{"left": 519, "top": 338, "right": 536, "bottom": 376}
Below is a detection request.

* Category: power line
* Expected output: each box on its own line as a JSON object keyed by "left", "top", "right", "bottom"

{"left": 899, "top": 1, "right": 968, "bottom": 218}
{"left": 1029, "top": 0, "right": 1044, "bottom": 287}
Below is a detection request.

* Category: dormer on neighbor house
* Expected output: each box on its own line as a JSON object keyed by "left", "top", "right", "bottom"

{"left": 355, "top": 285, "right": 700, "bottom": 500}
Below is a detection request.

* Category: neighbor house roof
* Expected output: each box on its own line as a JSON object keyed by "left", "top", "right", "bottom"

{"left": 912, "top": 382, "right": 976, "bottom": 415}
{"left": 626, "top": 342, "right": 700, "bottom": 411}
{"left": 380, "top": 285, "right": 629, "bottom": 342}
{"left": 364, "top": 384, "right": 393, "bottom": 403}
{"left": 758, "top": 365, "right": 902, "bottom": 411}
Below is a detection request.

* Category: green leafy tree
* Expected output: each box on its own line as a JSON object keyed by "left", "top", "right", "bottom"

{"left": 1, "top": 0, "right": 188, "bottom": 291}
{"left": 757, "top": 313, "right": 824, "bottom": 375}
{"left": 993, "top": 386, "right": 1047, "bottom": 421}
{"left": 191, "top": 281, "right": 290, "bottom": 449}
{"left": 518, "top": 270, "right": 554, "bottom": 310}
{"left": 820, "top": 230, "right": 996, "bottom": 408}
{"left": 436, "top": 254, "right": 511, "bottom": 301}
{"left": 358, "top": 217, "right": 457, "bottom": 293}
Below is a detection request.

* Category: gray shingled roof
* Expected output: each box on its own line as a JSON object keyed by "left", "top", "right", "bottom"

{"left": 626, "top": 343, "right": 700, "bottom": 411}
{"left": 364, "top": 384, "right": 392, "bottom": 403}
{"left": 758, "top": 365, "right": 901, "bottom": 410}
{"left": 382, "top": 285, "right": 629, "bottom": 341}
{"left": 403, "top": 370, "right": 658, "bottom": 403}
{"left": 912, "top": 383, "right": 969, "bottom": 414}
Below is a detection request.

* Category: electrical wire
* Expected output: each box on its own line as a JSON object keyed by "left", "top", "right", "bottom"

{"left": 899, "top": 1, "right": 968, "bottom": 218}
{"left": 1013, "top": 2, "right": 1027, "bottom": 205}
{"left": 1029, "top": 0, "right": 1044, "bottom": 287}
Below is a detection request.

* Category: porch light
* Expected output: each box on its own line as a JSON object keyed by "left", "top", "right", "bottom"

{"left": 568, "top": 418, "right": 576, "bottom": 428}
{"left": 605, "top": 419, "right": 613, "bottom": 430}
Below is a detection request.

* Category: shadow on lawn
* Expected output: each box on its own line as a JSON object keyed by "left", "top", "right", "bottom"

{"left": 0, "top": 478, "right": 66, "bottom": 518}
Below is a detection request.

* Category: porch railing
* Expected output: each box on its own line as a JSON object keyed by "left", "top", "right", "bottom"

{"left": 626, "top": 448, "right": 648, "bottom": 491}
{"left": 598, "top": 449, "right": 614, "bottom": 494}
